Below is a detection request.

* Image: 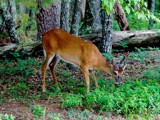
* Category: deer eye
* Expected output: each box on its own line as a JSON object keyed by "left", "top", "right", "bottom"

{"left": 114, "top": 71, "right": 118, "bottom": 75}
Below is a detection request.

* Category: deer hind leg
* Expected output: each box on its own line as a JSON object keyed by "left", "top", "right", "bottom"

{"left": 49, "top": 55, "right": 60, "bottom": 85}
{"left": 91, "top": 70, "right": 99, "bottom": 89}
{"left": 81, "top": 66, "right": 90, "bottom": 94}
{"left": 42, "top": 53, "right": 55, "bottom": 92}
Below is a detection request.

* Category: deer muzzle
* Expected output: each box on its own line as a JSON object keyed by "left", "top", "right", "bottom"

{"left": 116, "top": 76, "right": 122, "bottom": 86}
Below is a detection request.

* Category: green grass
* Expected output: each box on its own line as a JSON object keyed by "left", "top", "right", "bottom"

{"left": 31, "top": 104, "right": 45, "bottom": 119}
{"left": 0, "top": 114, "right": 15, "bottom": 120}
{"left": 0, "top": 49, "right": 160, "bottom": 119}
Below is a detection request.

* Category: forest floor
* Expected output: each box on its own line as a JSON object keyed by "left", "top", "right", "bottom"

{"left": 0, "top": 48, "right": 160, "bottom": 120}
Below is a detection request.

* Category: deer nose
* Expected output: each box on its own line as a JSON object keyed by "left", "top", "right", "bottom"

{"left": 115, "top": 76, "right": 122, "bottom": 86}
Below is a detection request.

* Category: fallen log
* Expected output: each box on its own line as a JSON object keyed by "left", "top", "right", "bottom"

{"left": 81, "top": 30, "right": 160, "bottom": 49}
{"left": 0, "top": 42, "right": 42, "bottom": 59}
{"left": 0, "top": 30, "right": 160, "bottom": 58}
{"left": 112, "top": 30, "right": 160, "bottom": 49}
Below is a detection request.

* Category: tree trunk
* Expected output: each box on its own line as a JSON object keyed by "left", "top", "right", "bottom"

{"left": 60, "top": 0, "right": 70, "bottom": 32}
{"left": 3, "top": 11, "right": 20, "bottom": 43}
{"left": 18, "top": 3, "right": 26, "bottom": 14}
{"left": 70, "top": 0, "right": 82, "bottom": 36}
{"left": 148, "top": 0, "right": 151, "bottom": 9}
{"left": 0, "top": 9, "right": 5, "bottom": 33}
{"left": 159, "top": 0, "right": 160, "bottom": 10}
{"left": 37, "top": 0, "right": 42, "bottom": 10}
{"left": 36, "top": 1, "right": 61, "bottom": 38}
{"left": 148, "top": 0, "right": 155, "bottom": 30}
{"left": 69, "top": 0, "right": 75, "bottom": 29}
{"left": 81, "top": 0, "right": 86, "bottom": 18}
{"left": 88, "top": 0, "right": 102, "bottom": 32}
{"left": 101, "top": 11, "right": 113, "bottom": 53}
{"left": 25, "top": 8, "right": 33, "bottom": 36}
{"left": 1, "top": 4, "right": 20, "bottom": 44}
{"left": 8, "top": 0, "right": 17, "bottom": 24}
{"left": 114, "top": 2, "right": 130, "bottom": 31}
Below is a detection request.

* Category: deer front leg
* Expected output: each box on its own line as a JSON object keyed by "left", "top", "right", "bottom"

{"left": 81, "top": 67, "right": 90, "bottom": 94}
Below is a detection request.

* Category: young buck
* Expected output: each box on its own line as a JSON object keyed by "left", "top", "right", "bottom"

{"left": 42, "top": 28, "right": 126, "bottom": 93}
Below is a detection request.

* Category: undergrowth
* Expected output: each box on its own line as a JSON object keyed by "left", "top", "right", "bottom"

{"left": 0, "top": 48, "right": 160, "bottom": 119}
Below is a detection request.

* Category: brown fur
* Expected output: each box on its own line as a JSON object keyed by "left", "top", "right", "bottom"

{"left": 42, "top": 28, "right": 119, "bottom": 93}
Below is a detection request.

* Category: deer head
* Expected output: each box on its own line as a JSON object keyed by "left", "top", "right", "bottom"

{"left": 111, "top": 56, "right": 126, "bottom": 86}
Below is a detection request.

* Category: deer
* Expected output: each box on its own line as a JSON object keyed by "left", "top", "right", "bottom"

{"left": 42, "top": 28, "right": 126, "bottom": 93}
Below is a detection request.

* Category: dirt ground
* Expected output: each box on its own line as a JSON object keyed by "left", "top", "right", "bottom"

{"left": 0, "top": 100, "right": 128, "bottom": 120}
{"left": 0, "top": 50, "right": 160, "bottom": 120}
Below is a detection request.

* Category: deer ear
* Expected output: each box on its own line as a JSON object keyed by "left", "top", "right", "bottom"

{"left": 119, "top": 56, "right": 126, "bottom": 70}
{"left": 111, "top": 59, "right": 117, "bottom": 67}
{"left": 121, "top": 62, "right": 126, "bottom": 70}
{"left": 120, "top": 56, "right": 125, "bottom": 64}
{"left": 106, "top": 58, "right": 113, "bottom": 65}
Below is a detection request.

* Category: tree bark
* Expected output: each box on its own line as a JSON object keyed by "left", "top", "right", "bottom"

{"left": 159, "top": 0, "right": 160, "bottom": 10}
{"left": 81, "top": 0, "right": 86, "bottom": 18}
{"left": 70, "top": 0, "right": 82, "bottom": 36}
{"left": 88, "top": 0, "right": 102, "bottom": 32}
{"left": 148, "top": 0, "right": 151, "bottom": 9}
{"left": 8, "top": 0, "right": 17, "bottom": 24}
{"left": 69, "top": 0, "right": 75, "bottom": 29}
{"left": 0, "top": 9, "right": 5, "bottom": 33}
{"left": 1, "top": 5, "right": 20, "bottom": 44}
{"left": 3, "top": 11, "right": 20, "bottom": 43}
{"left": 37, "top": 0, "right": 42, "bottom": 10}
{"left": 18, "top": 3, "right": 26, "bottom": 14}
{"left": 101, "top": 11, "right": 113, "bottom": 53}
{"left": 36, "top": 1, "right": 61, "bottom": 38}
{"left": 114, "top": 2, "right": 130, "bottom": 31}
{"left": 148, "top": 0, "right": 155, "bottom": 30}
{"left": 60, "top": 0, "right": 70, "bottom": 32}
{"left": 25, "top": 8, "right": 33, "bottom": 36}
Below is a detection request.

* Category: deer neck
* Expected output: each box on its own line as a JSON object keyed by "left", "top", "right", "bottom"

{"left": 95, "top": 55, "right": 113, "bottom": 74}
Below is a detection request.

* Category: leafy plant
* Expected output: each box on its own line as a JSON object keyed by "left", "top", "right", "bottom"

{"left": 115, "top": 41, "right": 128, "bottom": 48}
{"left": 143, "top": 70, "right": 160, "bottom": 80}
{"left": 0, "top": 58, "right": 39, "bottom": 76}
{"left": 102, "top": 0, "right": 160, "bottom": 23}
{"left": 62, "top": 93, "right": 83, "bottom": 108}
{"left": 0, "top": 48, "right": 160, "bottom": 119}
{"left": 102, "top": 53, "right": 113, "bottom": 61}
{"left": 101, "top": 0, "right": 116, "bottom": 14}
{"left": 9, "top": 82, "right": 29, "bottom": 98}
{"left": 9, "top": 51, "right": 20, "bottom": 58}
{"left": 129, "top": 51, "right": 149, "bottom": 63}
{"left": 31, "top": 104, "right": 45, "bottom": 119}
{"left": 0, "top": 114, "right": 15, "bottom": 120}
{"left": 48, "top": 113, "right": 62, "bottom": 120}
{"left": 61, "top": 79, "right": 160, "bottom": 119}
{"left": 67, "top": 108, "right": 100, "bottom": 120}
